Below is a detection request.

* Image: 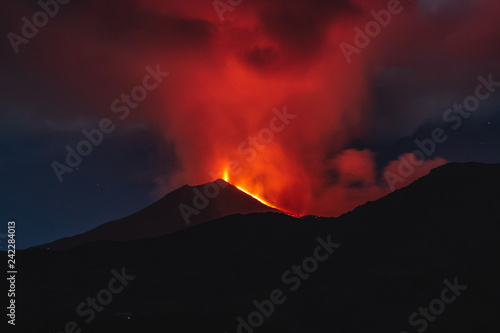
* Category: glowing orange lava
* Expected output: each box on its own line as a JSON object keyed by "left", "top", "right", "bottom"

{"left": 234, "top": 185, "right": 279, "bottom": 210}
{"left": 221, "top": 167, "right": 298, "bottom": 216}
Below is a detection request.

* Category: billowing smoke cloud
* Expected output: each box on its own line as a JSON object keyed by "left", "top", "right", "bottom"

{"left": 2, "top": 0, "right": 499, "bottom": 216}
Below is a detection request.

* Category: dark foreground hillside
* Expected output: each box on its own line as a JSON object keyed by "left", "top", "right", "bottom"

{"left": 35, "top": 179, "right": 279, "bottom": 251}
{"left": 10, "top": 162, "right": 500, "bottom": 332}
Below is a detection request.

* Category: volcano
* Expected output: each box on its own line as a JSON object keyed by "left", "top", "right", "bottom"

{"left": 15, "top": 162, "right": 500, "bottom": 333}
{"left": 36, "top": 179, "right": 280, "bottom": 250}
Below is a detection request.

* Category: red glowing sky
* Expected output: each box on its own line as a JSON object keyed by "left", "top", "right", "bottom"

{"left": 2, "top": 0, "right": 500, "bottom": 219}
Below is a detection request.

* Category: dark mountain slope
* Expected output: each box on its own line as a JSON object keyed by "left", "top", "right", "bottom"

{"left": 35, "top": 179, "right": 279, "bottom": 250}
{"left": 13, "top": 162, "right": 500, "bottom": 333}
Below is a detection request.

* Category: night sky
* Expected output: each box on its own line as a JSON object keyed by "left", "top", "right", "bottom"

{"left": 1, "top": 0, "right": 499, "bottom": 249}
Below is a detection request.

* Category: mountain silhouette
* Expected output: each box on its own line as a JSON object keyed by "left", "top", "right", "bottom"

{"left": 14, "top": 162, "right": 500, "bottom": 332}
{"left": 35, "top": 179, "right": 279, "bottom": 250}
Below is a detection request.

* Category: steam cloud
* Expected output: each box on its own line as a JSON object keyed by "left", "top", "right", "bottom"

{"left": 3, "top": 0, "right": 499, "bottom": 216}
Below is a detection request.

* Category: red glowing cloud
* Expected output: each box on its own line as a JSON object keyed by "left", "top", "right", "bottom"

{"left": 4, "top": 0, "right": 499, "bottom": 216}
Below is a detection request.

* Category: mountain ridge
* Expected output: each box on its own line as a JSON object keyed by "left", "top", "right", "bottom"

{"left": 14, "top": 162, "right": 500, "bottom": 332}
{"left": 34, "top": 178, "right": 279, "bottom": 250}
